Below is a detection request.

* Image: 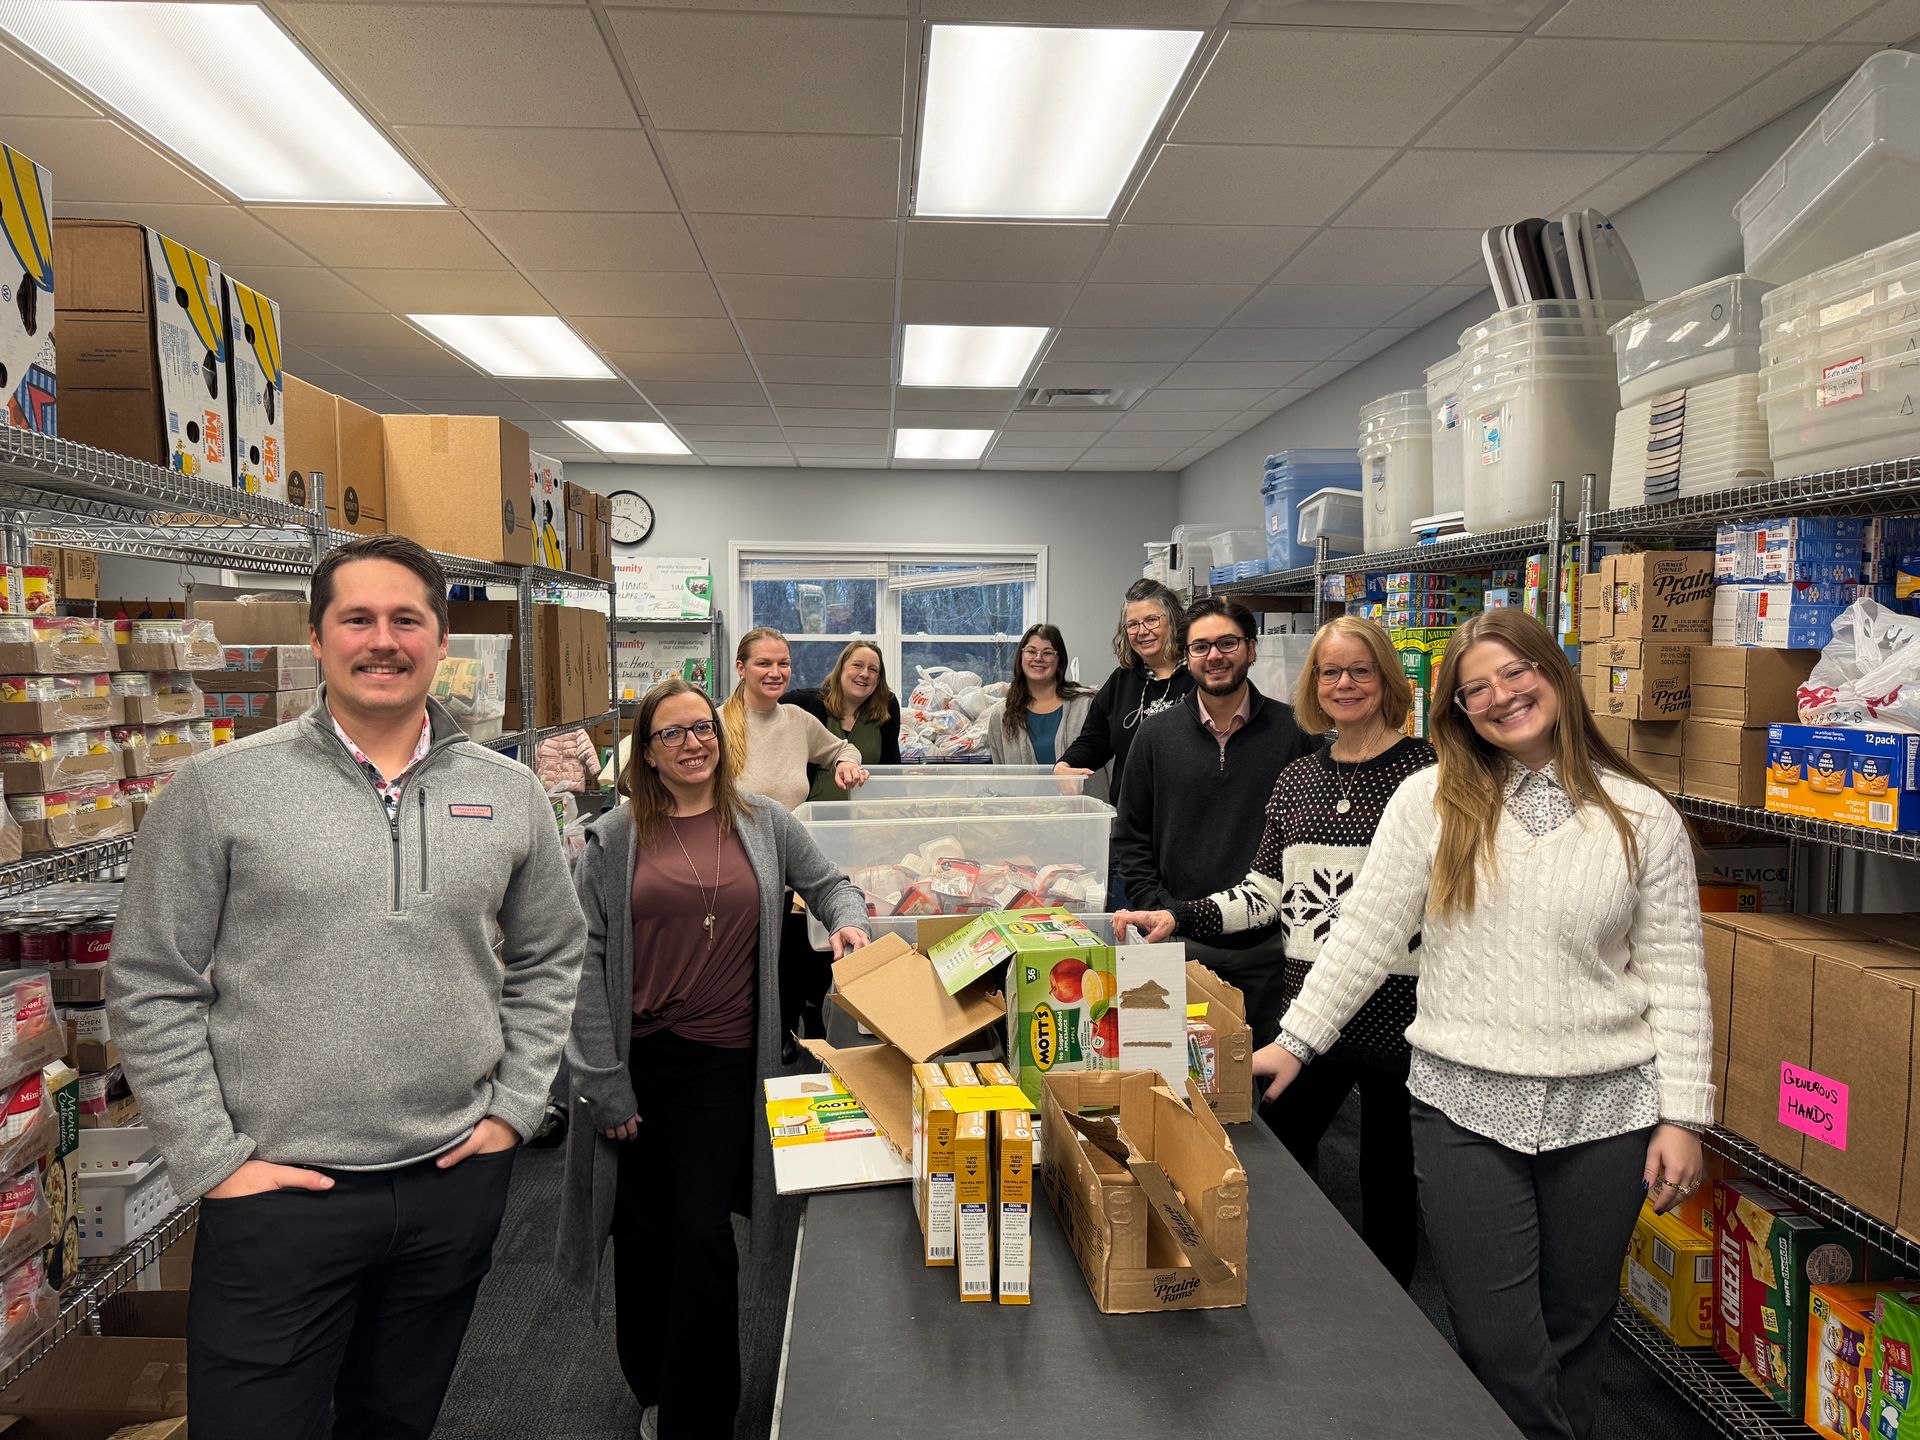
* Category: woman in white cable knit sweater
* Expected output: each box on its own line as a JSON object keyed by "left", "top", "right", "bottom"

{"left": 1252, "top": 608, "right": 1712, "bottom": 1440}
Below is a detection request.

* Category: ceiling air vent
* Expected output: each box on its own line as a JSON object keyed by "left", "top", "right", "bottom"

{"left": 1019, "top": 386, "right": 1146, "bottom": 412}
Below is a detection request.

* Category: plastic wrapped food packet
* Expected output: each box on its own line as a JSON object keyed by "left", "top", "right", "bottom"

{"left": 109, "top": 673, "right": 153, "bottom": 698}
{"left": 0, "top": 1075, "right": 39, "bottom": 1144}
{"left": 0, "top": 1167, "right": 38, "bottom": 1241}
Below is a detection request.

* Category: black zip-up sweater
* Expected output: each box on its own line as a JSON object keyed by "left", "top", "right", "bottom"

{"left": 1057, "top": 662, "right": 1196, "bottom": 794}
{"left": 1111, "top": 684, "right": 1322, "bottom": 950}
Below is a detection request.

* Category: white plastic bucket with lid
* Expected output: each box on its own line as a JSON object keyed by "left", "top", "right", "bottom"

{"left": 1461, "top": 366, "right": 1618, "bottom": 529}
{"left": 1425, "top": 350, "right": 1468, "bottom": 515}
{"left": 1357, "top": 389, "right": 1433, "bottom": 554}
{"left": 1610, "top": 273, "right": 1770, "bottom": 407}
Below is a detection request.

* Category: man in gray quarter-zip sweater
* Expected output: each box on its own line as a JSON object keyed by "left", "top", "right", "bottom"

{"left": 107, "top": 534, "right": 586, "bottom": 1440}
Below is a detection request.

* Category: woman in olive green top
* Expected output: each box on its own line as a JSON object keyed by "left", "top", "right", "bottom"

{"left": 782, "top": 641, "right": 902, "bottom": 803}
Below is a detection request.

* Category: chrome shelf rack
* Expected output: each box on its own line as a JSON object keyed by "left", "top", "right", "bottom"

{"left": 1612, "top": 1305, "right": 1818, "bottom": 1440}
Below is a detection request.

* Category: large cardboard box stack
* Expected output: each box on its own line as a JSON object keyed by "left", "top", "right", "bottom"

{"left": 222, "top": 276, "right": 285, "bottom": 501}
{"left": 1580, "top": 551, "right": 1716, "bottom": 644}
{"left": 283, "top": 374, "right": 385, "bottom": 533}
{"left": 579, "top": 610, "right": 610, "bottom": 720}
{"left": 1583, "top": 639, "right": 1694, "bottom": 725}
{"left": 534, "top": 605, "right": 589, "bottom": 728}
{"left": 0, "top": 1333, "right": 188, "bottom": 1436}
{"left": 53, "top": 220, "right": 233, "bottom": 486}
{"left": 384, "top": 415, "right": 532, "bottom": 565}
{"left": 0, "top": 144, "right": 55, "bottom": 439}
{"left": 1682, "top": 646, "right": 1817, "bottom": 806}
{"left": 203, "top": 640, "right": 318, "bottom": 738}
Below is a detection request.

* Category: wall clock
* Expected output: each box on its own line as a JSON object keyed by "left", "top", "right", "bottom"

{"left": 609, "top": 489, "right": 654, "bottom": 546}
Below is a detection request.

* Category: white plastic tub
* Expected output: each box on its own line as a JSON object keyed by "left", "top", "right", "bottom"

{"left": 1760, "top": 338, "right": 1920, "bottom": 473}
{"left": 1208, "top": 528, "right": 1266, "bottom": 567}
{"left": 1425, "top": 350, "right": 1468, "bottom": 515}
{"left": 75, "top": 1128, "right": 177, "bottom": 1259}
{"left": 1462, "top": 367, "right": 1619, "bottom": 528}
{"left": 1460, "top": 301, "right": 1641, "bottom": 353}
{"left": 1296, "top": 487, "right": 1363, "bottom": 556}
{"left": 1737, "top": 52, "right": 1920, "bottom": 283}
{"left": 1611, "top": 274, "right": 1771, "bottom": 406}
{"left": 1357, "top": 396, "right": 1434, "bottom": 554}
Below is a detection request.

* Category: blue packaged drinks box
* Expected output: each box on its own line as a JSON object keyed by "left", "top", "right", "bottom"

{"left": 1766, "top": 724, "right": 1920, "bottom": 833}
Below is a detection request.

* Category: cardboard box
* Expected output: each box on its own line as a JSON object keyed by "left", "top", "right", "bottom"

{"left": 118, "top": 736, "right": 210, "bottom": 780}
{"left": 579, "top": 610, "right": 610, "bottom": 718}
{"left": 190, "top": 599, "right": 309, "bottom": 648}
{"left": 204, "top": 691, "right": 312, "bottom": 726}
{"left": 911, "top": 1060, "right": 968, "bottom": 1267}
{"left": 1767, "top": 723, "right": 1920, "bottom": 834}
{"left": 1622, "top": 1202, "right": 1717, "bottom": 1347}
{"left": 530, "top": 453, "right": 567, "bottom": 570}
{"left": 331, "top": 394, "right": 386, "bottom": 533}
{"left": 0, "top": 697, "right": 123, "bottom": 736}
{"left": 282, "top": 372, "right": 334, "bottom": 518}
{"left": 565, "top": 481, "right": 594, "bottom": 576}
{"left": 53, "top": 220, "right": 232, "bottom": 484}
{"left": 26, "top": 552, "right": 98, "bottom": 604}
{"left": 0, "top": 748, "right": 121, "bottom": 799}
{"left": 217, "top": 644, "right": 317, "bottom": 692}
{"left": 0, "top": 1335, "right": 187, "bottom": 1437}
{"left": 1714, "top": 1179, "right": 1866, "bottom": 1412}
{"left": 1113, "top": 941, "right": 1189, "bottom": 1094}
{"left": 0, "top": 144, "right": 55, "bottom": 439}
{"left": 828, "top": 934, "right": 1003, "bottom": 1065}
{"left": 954, "top": 1106, "right": 993, "bottom": 1303}
{"left": 1585, "top": 642, "right": 1692, "bottom": 720}
{"left": 1805, "top": 1284, "right": 1920, "bottom": 1440}
{"left": 121, "top": 688, "right": 204, "bottom": 726}
{"left": 1684, "top": 759, "right": 1766, "bottom": 807}
{"left": 449, "top": 600, "right": 534, "bottom": 730}
{"left": 533, "top": 605, "right": 589, "bottom": 728}
{"left": 1040, "top": 1070, "right": 1247, "bottom": 1314}
{"left": 996, "top": 1109, "right": 1035, "bottom": 1306}
{"left": 383, "top": 414, "right": 531, "bottom": 565}
{"left": 17, "top": 797, "right": 132, "bottom": 854}
{"left": 1591, "top": 712, "right": 1632, "bottom": 753}
{"left": 762, "top": 1070, "right": 912, "bottom": 1196}
{"left": 1187, "top": 962, "right": 1253, "bottom": 1125}
{"left": 1690, "top": 646, "right": 1817, "bottom": 724}
{"left": 1630, "top": 718, "right": 1684, "bottom": 757}
{"left": 1594, "top": 552, "right": 1716, "bottom": 643}
{"left": 222, "top": 275, "right": 285, "bottom": 501}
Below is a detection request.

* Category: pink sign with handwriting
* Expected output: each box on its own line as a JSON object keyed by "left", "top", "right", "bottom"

{"left": 1779, "top": 1062, "right": 1849, "bottom": 1150}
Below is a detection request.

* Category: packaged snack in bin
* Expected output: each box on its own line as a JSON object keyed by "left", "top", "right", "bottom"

{"left": 0, "top": 1167, "right": 39, "bottom": 1243}
{"left": 108, "top": 673, "right": 153, "bottom": 698}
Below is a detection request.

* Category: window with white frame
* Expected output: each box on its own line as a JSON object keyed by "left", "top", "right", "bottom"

{"left": 733, "top": 546, "right": 1045, "bottom": 695}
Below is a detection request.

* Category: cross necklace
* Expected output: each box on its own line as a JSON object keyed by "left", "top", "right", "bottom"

{"left": 667, "top": 813, "right": 724, "bottom": 949}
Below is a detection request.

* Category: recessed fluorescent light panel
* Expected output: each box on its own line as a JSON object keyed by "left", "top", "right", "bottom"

{"left": 409, "top": 315, "right": 613, "bottom": 381}
{"left": 914, "top": 24, "right": 1202, "bottom": 220}
{"left": 900, "top": 325, "right": 1050, "bottom": 389}
{"left": 563, "top": 421, "right": 690, "bottom": 457}
{"left": 0, "top": 2, "right": 441, "bottom": 205}
{"left": 895, "top": 428, "right": 993, "bottom": 461}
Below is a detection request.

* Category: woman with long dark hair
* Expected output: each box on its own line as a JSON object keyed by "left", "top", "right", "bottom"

{"left": 981, "top": 623, "right": 1095, "bottom": 766}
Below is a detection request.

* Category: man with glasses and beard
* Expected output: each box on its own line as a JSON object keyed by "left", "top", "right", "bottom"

{"left": 1111, "top": 595, "right": 1321, "bottom": 1069}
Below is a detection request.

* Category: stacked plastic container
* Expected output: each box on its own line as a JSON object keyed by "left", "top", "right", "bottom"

{"left": 1458, "top": 300, "right": 1634, "bottom": 530}
{"left": 1608, "top": 274, "right": 1772, "bottom": 507}
{"left": 1357, "top": 389, "right": 1434, "bottom": 553}
{"left": 1262, "top": 450, "right": 1362, "bottom": 570}
{"left": 1424, "top": 350, "right": 1468, "bottom": 517}
{"left": 1206, "top": 527, "right": 1268, "bottom": 586}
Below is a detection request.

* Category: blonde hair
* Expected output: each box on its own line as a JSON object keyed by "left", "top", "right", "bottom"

{"left": 720, "top": 627, "right": 787, "bottom": 781}
{"left": 820, "top": 641, "right": 892, "bottom": 729}
{"left": 621, "top": 678, "right": 747, "bottom": 847}
{"left": 1426, "top": 610, "right": 1666, "bottom": 917}
{"left": 1293, "top": 616, "right": 1411, "bottom": 734}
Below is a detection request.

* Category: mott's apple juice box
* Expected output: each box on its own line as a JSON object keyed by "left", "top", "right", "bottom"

{"left": 1873, "top": 1291, "right": 1920, "bottom": 1439}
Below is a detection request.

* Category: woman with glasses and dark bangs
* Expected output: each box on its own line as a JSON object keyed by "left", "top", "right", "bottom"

{"left": 982, "top": 623, "right": 1096, "bottom": 765}
{"left": 1115, "top": 615, "right": 1432, "bottom": 1288}
{"left": 557, "top": 677, "right": 871, "bottom": 1440}
{"left": 1251, "top": 609, "right": 1712, "bottom": 1440}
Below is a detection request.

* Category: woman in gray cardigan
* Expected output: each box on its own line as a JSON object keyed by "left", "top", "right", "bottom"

{"left": 556, "top": 677, "right": 871, "bottom": 1440}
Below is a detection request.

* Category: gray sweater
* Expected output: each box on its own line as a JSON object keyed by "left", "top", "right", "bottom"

{"left": 106, "top": 696, "right": 587, "bottom": 1201}
{"left": 556, "top": 796, "right": 870, "bottom": 1293}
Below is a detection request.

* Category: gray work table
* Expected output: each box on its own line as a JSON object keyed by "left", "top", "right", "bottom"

{"left": 772, "top": 1100, "right": 1523, "bottom": 1439}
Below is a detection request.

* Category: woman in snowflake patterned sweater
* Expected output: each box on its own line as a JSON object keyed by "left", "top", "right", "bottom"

{"left": 1115, "top": 615, "right": 1431, "bottom": 1286}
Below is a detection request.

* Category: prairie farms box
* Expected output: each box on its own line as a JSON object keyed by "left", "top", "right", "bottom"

{"left": 1582, "top": 551, "right": 1715, "bottom": 642}
{"left": 222, "top": 276, "right": 284, "bottom": 501}
{"left": 0, "top": 143, "right": 54, "bottom": 437}
{"left": 1767, "top": 724, "right": 1920, "bottom": 834}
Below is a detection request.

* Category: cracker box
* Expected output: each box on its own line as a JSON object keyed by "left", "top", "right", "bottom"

{"left": 1807, "top": 1284, "right": 1920, "bottom": 1440}
{"left": 996, "top": 1109, "right": 1035, "bottom": 1306}
{"left": 222, "top": 276, "right": 284, "bottom": 501}
{"left": 530, "top": 452, "right": 566, "bottom": 571}
{"left": 0, "top": 144, "right": 55, "bottom": 438}
{"left": 1873, "top": 1291, "right": 1920, "bottom": 1440}
{"left": 1715, "top": 1179, "right": 1866, "bottom": 1411}
{"left": 955, "top": 1107, "right": 992, "bottom": 1303}
{"left": 1766, "top": 723, "right": 1920, "bottom": 834}
{"left": 1623, "top": 1201, "right": 1717, "bottom": 1348}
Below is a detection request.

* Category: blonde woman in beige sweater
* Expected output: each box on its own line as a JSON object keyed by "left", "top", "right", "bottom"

{"left": 1254, "top": 609, "right": 1711, "bottom": 1440}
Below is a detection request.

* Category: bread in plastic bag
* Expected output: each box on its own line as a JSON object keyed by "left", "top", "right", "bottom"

{"left": 1798, "top": 598, "right": 1920, "bottom": 732}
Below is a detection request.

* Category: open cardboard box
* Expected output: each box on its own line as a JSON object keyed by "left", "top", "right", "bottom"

{"left": 0, "top": 1335, "right": 186, "bottom": 1440}
{"left": 827, "top": 933, "right": 1005, "bottom": 1065}
{"left": 1039, "top": 1069, "right": 1248, "bottom": 1314}
{"left": 1186, "top": 962, "right": 1253, "bottom": 1125}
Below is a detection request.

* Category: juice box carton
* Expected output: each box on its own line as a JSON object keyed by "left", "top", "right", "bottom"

{"left": 910, "top": 1063, "right": 960, "bottom": 1267}
{"left": 1766, "top": 724, "right": 1920, "bottom": 834}
{"left": 1715, "top": 1179, "right": 1867, "bottom": 1411}
{"left": 1623, "top": 1201, "right": 1717, "bottom": 1347}
{"left": 955, "top": 1107, "right": 992, "bottom": 1303}
{"left": 1807, "top": 1284, "right": 1920, "bottom": 1440}
{"left": 1872, "top": 1291, "right": 1920, "bottom": 1440}
{"left": 996, "top": 1109, "right": 1035, "bottom": 1306}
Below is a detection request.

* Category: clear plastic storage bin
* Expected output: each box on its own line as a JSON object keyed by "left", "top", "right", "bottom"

{"left": 1296, "top": 487, "right": 1364, "bottom": 555}
{"left": 1358, "top": 391, "right": 1434, "bottom": 554}
{"left": 1425, "top": 350, "right": 1468, "bottom": 516}
{"left": 434, "top": 633, "right": 513, "bottom": 741}
{"left": 1462, "top": 366, "right": 1619, "bottom": 529}
{"left": 1610, "top": 274, "right": 1770, "bottom": 406}
{"left": 852, "top": 765, "right": 1088, "bottom": 801}
{"left": 1208, "top": 528, "right": 1266, "bottom": 567}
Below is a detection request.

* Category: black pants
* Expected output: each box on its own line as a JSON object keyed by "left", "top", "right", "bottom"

{"left": 1412, "top": 1102, "right": 1651, "bottom": 1440}
{"left": 613, "top": 1028, "right": 758, "bottom": 1440}
{"left": 186, "top": 1149, "right": 517, "bottom": 1440}
{"left": 776, "top": 902, "right": 828, "bottom": 1042}
{"left": 1269, "top": 1042, "right": 1417, "bottom": 1287}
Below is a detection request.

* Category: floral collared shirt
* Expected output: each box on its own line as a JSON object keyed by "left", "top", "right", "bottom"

{"left": 332, "top": 713, "right": 432, "bottom": 822}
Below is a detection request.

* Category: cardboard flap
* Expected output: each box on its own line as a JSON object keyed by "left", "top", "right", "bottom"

{"left": 829, "top": 934, "right": 1005, "bottom": 1065}
{"left": 798, "top": 1040, "right": 914, "bottom": 1158}
{"left": 1185, "top": 961, "right": 1246, "bottom": 1024}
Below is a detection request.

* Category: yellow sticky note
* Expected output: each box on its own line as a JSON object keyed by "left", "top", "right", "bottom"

{"left": 1186, "top": 1002, "right": 1209, "bottom": 1019}
{"left": 941, "top": 1084, "right": 1034, "bottom": 1114}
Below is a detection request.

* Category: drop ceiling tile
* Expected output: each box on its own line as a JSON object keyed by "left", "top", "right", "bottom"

{"left": 57, "top": 203, "right": 308, "bottom": 266}
{"left": 1230, "top": 284, "right": 1432, "bottom": 330}
{"left": 1160, "top": 361, "right": 1313, "bottom": 389}
{"left": 1073, "top": 456, "right": 1176, "bottom": 471}
{"left": 780, "top": 428, "right": 887, "bottom": 445}
{"left": 610, "top": 0, "right": 906, "bottom": 12}
{"left": 282, "top": 346, "right": 346, "bottom": 378}
{"left": 1540, "top": 0, "right": 1878, "bottom": 40}
{"left": 691, "top": 443, "right": 795, "bottom": 458}
{"left": 1293, "top": 362, "right": 1357, "bottom": 388}
{"left": 294, "top": 313, "right": 435, "bottom": 349}
{"left": 892, "top": 388, "right": 1020, "bottom": 412}
{"left": 536, "top": 402, "right": 666, "bottom": 422}
{"left": 220, "top": 265, "right": 384, "bottom": 313}
{"left": 1420, "top": 39, "right": 1798, "bottom": 151}
{"left": 717, "top": 275, "right": 895, "bottom": 324}
{"left": 1090, "top": 225, "right": 1315, "bottom": 286}
{"left": 609, "top": 11, "right": 906, "bottom": 134}
{"left": 1188, "top": 329, "right": 1367, "bottom": 363}
{"left": 1003, "top": 410, "right": 1120, "bottom": 433}
{"left": 650, "top": 405, "right": 779, "bottom": 425}
{"left": 476, "top": 212, "right": 704, "bottom": 272}
{"left": 792, "top": 444, "right": 890, "bottom": 458}
{"left": 0, "top": 45, "right": 95, "bottom": 116}
{"left": 1125, "top": 146, "right": 1391, "bottom": 227}
{"left": 531, "top": 271, "right": 727, "bottom": 319}
{"left": 1044, "top": 329, "right": 1209, "bottom": 363}
{"left": 281, "top": 3, "right": 638, "bottom": 127}
{"left": 571, "top": 317, "right": 745, "bottom": 355}
{"left": 1028, "top": 363, "right": 1176, "bottom": 391}
{"left": 680, "top": 425, "right": 788, "bottom": 443}
{"left": 306, "top": 346, "right": 483, "bottom": 378}
{"left": 1088, "top": 430, "right": 1211, "bottom": 448}
{"left": 1387, "top": 285, "right": 1489, "bottom": 330}
{"left": 511, "top": 378, "right": 651, "bottom": 402}
{"left": 1335, "top": 329, "right": 1416, "bottom": 363}
{"left": 432, "top": 400, "right": 554, "bottom": 423}
{"left": 1174, "top": 30, "right": 1508, "bottom": 147}
{"left": 1133, "top": 387, "right": 1274, "bottom": 413}
{"left": 1664, "top": 47, "right": 1880, "bottom": 152}
{"left": 355, "top": 374, "right": 516, "bottom": 403}
{"left": 0, "top": 117, "right": 218, "bottom": 204}
{"left": 605, "top": 352, "right": 761, "bottom": 383}
{"left": 635, "top": 382, "right": 772, "bottom": 406}
{"left": 691, "top": 215, "right": 898, "bottom": 279}
{"left": 257, "top": 209, "right": 509, "bottom": 269}
{"left": 394, "top": 126, "right": 675, "bottom": 212}
{"left": 779, "top": 407, "right": 893, "bottom": 426}
{"left": 993, "top": 433, "right": 1109, "bottom": 449}
{"left": 338, "top": 268, "right": 549, "bottom": 313}
{"left": 988, "top": 447, "right": 1090, "bottom": 465}
{"left": 1566, "top": 152, "right": 1707, "bottom": 216}
{"left": 768, "top": 384, "right": 891, "bottom": 408}
{"left": 1111, "top": 409, "right": 1241, "bottom": 431}
{"left": 1839, "top": 0, "right": 1920, "bottom": 41}
{"left": 737, "top": 320, "right": 893, "bottom": 357}
{"left": 894, "top": 409, "right": 1008, "bottom": 429}
{"left": 904, "top": 222, "right": 1105, "bottom": 282}
{"left": 1273, "top": 229, "right": 1483, "bottom": 287}
{"left": 1066, "top": 284, "right": 1257, "bottom": 330}
{"left": 900, "top": 281, "right": 1077, "bottom": 327}
{"left": 754, "top": 354, "right": 892, "bottom": 385}
{"left": 922, "top": 0, "right": 1226, "bottom": 21}
{"left": 658, "top": 133, "right": 901, "bottom": 217}
{"left": 1339, "top": 150, "right": 1635, "bottom": 229}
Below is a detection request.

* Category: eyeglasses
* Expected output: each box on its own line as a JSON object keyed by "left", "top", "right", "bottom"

{"left": 1317, "top": 663, "right": 1379, "bottom": 686}
{"left": 648, "top": 719, "right": 719, "bottom": 749}
{"left": 1455, "top": 660, "right": 1545, "bottom": 715}
{"left": 1020, "top": 647, "right": 1059, "bottom": 662}
{"left": 1124, "top": 617, "right": 1165, "bottom": 634}
{"left": 1186, "top": 635, "right": 1247, "bottom": 659}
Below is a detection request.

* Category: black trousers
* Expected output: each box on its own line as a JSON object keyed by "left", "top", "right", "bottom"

{"left": 613, "top": 1028, "right": 758, "bottom": 1440}
{"left": 1412, "top": 1102, "right": 1652, "bottom": 1440}
{"left": 186, "top": 1149, "right": 518, "bottom": 1440}
{"left": 1268, "top": 1042, "right": 1418, "bottom": 1288}
{"left": 776, "top": 902, "right": 829, "bottom": 1042}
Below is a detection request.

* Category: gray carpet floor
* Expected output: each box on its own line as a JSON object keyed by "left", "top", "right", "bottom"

{"left": 431, "top": 1095, "right": 1720, "bottom": 1440}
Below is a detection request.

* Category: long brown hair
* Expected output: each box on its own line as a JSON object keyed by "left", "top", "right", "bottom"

{"left": 1293, "top": 615, "right": 1412, "bottom": 735}
{"left": 621, "top": 677, "right": 747, "bottom": 847}
{"left": 720, "top": 626, "right": 786, "bottom": 780}
{"left": 819, "top": 641, "right": 892, "bottom": 728}
{"left": 1003, "top": 623, "right": 1094, "bottom": 738}
{"left": 1427, "top": 609, "right": 1664, "bottom": 917}
{"left": 1110, "top": 579, "right": 1184, "bottom": 671}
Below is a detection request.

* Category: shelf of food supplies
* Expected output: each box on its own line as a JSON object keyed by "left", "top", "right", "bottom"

{"left": 1611, "top": 1304, "right": 1819, "bottom": 1440}
{"left": 31, "top": 524, "right": 319, "bottom": 577}
{"left": 1320, "top": 522, "right": 1567, "bottom": 577}
{"left": 485, "top": 710, "right": 619, "bottom": 756}
{"left": 0, "top": 428, "right": 317, "bottom": 532}
{"left": 613, "top": 616, "right": 718, "bottom": 627}
{"left": 1588, "top": 454, "right": 1920, "bottom": 537}
{"left": 523, "top": 564, "right": 614, "bottom": 594}
{"left": 1671, "top": 795, "right": 1920, "bottom": 862}
{"left": 0, "top": 837, "right": 135, "bottom": 900}
{"left": 1204, "top": 563, "right": 1318, "bottom": 597}
{"left": 0, "top": 1200, "right": 199, "bottom": 1394}
{"left": 1703, "top": 1126, "right": 1920, "bottom": 1276}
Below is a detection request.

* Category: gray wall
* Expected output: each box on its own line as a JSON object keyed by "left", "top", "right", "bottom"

{"left": 1175, "top": 87, "right": 1842, "bottom": 528}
